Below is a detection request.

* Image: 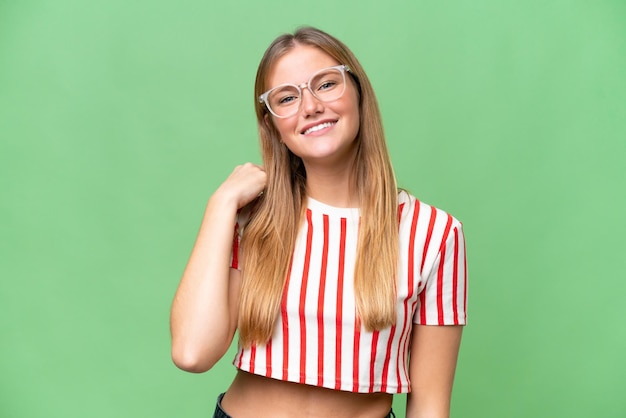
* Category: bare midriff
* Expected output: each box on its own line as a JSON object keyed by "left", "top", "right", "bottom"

{"left": 220, "top": 370, "right": 394, "bottom": 418}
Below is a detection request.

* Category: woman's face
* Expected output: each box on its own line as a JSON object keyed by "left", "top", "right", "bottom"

{"left": 265, "top": 45, "right": 360, "bottom": 169}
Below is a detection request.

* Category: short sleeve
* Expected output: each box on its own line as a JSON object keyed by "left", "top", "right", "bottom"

{"left": 413, "top": 219, "right": 468, "bottom": 326}
{"left": 229, "top": 217, "right": 242, "bottom": 270}
{"left": 229, "top": 203, "right": 254, "bottom": 270}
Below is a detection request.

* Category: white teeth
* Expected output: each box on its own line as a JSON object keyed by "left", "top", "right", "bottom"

{"left": 303, "top": 122, "right": 335, "bottom": 135}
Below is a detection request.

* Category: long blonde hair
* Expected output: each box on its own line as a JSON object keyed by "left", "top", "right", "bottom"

{"left": 239, "top": 27, "right": 398, "bottom": 347}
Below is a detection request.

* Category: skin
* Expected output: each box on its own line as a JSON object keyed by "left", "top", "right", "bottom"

{"left": 406, "top": 325, "right": 463, "bottom": 418}
{"left": 170, "top": 44, "right": 463, "bottom": 418}
{"left": 267, "top": 45, "right": 361, "bottom": 207}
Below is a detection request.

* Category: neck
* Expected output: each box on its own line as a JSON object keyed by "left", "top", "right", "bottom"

{"left": 303, "top": 159, "right": 358, "bottom": 208}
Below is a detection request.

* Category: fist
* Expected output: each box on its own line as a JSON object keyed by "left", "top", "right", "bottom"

{"left": 217, "top": 163, "right": 267, "bottom": 209}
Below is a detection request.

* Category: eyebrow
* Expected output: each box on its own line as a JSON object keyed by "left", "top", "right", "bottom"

{"left": 269, "top": 64, "right": 340, "bottom": 88}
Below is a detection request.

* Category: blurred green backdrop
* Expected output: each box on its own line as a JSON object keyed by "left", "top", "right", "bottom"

{"left": 1, "top": 0, "right": 625, "bottom": 417}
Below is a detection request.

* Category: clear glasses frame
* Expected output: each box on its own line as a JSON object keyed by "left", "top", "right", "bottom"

{"left": 258, "top": 64, "right": 352, "bottom": 118}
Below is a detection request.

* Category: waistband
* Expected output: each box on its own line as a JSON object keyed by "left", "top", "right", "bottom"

{"left": 213, "top": 392, "right": 396, "bottom": 418}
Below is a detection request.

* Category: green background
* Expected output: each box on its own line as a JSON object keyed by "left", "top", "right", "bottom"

{"left": 1, "top": 0, "right": 625, "bottom": 417}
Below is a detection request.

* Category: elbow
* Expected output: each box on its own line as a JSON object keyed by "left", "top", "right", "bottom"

{"left": 170, "top": 322, "right": 235, "bottom": 372}
{"left": 171, "top": 343, "right": 220, "bottom": 373}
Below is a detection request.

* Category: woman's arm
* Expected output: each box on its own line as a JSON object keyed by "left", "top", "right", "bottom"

{"left": 406, "top": 325, "right": 463, "bottom": 418}
{"left": 170, "top": 163, "right": 266, "bottom": 373}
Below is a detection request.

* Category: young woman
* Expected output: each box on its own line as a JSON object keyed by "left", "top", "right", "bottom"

{"left": 170, "top": 27, "right": 467, "bottom": 418}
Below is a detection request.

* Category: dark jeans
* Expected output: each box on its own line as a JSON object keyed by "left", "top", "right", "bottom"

{"left": 213, "top": 393, "right": 231, "bottom": 418}
{"left": 212, "top": 393, "right": 396, "bottom": 418}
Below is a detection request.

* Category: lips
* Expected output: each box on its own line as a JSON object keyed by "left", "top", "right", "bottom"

{"left": 300, "top": 120, "right": 337, "bottom": 135}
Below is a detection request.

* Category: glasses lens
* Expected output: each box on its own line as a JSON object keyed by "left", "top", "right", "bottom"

{"left": 264, "top": 67, "right": 346, "bottom": 118}
{"left": 267, "top": 85, "right": 300, "bottom": 118}
{"left": 310, "top": 68, "right": 345, "bottom": 102}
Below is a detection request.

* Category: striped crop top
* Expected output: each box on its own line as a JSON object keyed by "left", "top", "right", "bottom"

{"left": 230, "top": 191, "right": 467, "bottom": 393}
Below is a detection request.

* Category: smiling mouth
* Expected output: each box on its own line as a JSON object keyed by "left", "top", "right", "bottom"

{"left": 301, "top": 121, "right": 337, "bottom": 135}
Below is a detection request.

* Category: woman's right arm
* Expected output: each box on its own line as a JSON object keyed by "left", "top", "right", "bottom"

{"left": 170, "top": 163, "right": 266, "bottom": 373}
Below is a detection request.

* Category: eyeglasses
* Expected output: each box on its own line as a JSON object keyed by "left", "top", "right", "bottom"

{"left": 259, "top": 64, "right": 351, "bottom": 118}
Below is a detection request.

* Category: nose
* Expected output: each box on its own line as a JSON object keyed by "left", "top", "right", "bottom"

{"left": 300, "top": 85, "right": 324, "bottom": 116}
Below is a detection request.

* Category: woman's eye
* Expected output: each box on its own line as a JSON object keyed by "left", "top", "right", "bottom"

{"left": 278, "top": 95, "right": 298, "bottom": 105}
{"left": 318, "top": 81, "right": 337, "bottom": 91}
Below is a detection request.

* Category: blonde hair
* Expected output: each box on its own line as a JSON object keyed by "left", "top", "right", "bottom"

{"left": 239, "top": 27, "right": 398, "bottom": 347}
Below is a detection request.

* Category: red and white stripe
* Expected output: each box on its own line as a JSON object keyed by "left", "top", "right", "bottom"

{"left": 232, "top": 191, "right": 467, "bottom": 393}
